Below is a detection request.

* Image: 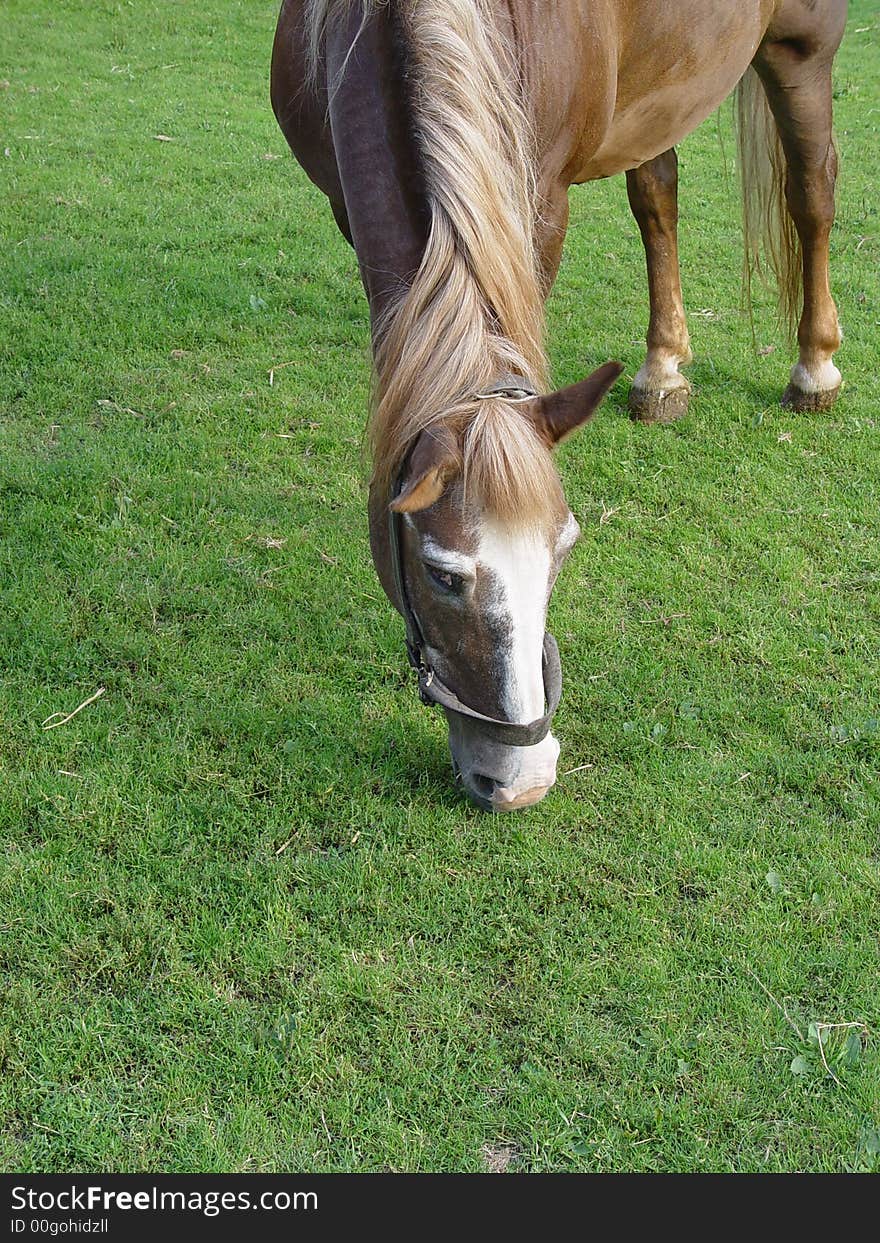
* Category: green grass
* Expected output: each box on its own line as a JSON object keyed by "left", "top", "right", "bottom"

{"left": 1, "top": 0, "right": 878, "bottom": 1173}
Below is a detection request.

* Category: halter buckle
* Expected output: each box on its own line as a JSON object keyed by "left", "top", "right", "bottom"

{"left": 473, "top": 373, "right": 539, "bottom": 404}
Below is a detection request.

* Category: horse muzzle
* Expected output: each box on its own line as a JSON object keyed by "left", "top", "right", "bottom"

{"left": 450, "top": 725, "right": 560, "bottom": 812}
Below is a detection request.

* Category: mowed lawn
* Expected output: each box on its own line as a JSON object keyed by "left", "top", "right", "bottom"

{"left": 1, "top": 0, "right": 878, "bottom": 1173}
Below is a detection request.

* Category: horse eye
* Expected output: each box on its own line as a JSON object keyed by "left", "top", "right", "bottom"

{"left": 427, "top": 565, "right": 462, "bottom": 594}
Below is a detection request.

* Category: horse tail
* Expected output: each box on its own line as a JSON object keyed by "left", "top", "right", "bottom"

{"left": 734, "top": 65, "right": 801, "bottom": 338}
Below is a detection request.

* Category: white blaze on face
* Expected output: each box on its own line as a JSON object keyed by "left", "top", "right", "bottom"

{"left": 478, "top": 518, "right": 553, "bottom": 724}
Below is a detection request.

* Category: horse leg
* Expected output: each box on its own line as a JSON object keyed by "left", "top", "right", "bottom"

{"left": 753, "top": 28, "right": 844, "bottom": 411}
{"left": 535, "top": 178, "right": 570, "bottom": 295}
{"left": 626, "top": 149, "right": 692, "bottom": 424}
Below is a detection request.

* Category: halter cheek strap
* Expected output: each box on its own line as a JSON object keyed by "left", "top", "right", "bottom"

{"left": 388, "top": 399, "right": 563, "bottom": 748}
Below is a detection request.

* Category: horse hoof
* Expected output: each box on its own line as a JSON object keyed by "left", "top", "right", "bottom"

{"left": 629, "top": 385, "right": 690, "bottom": 424}
{"left": 780, "top": 383, "right": 841, "bottom": 412}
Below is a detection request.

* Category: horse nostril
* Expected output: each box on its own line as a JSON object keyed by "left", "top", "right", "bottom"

{"left": 468, "top": 772, "right": 498, "bottom": 802}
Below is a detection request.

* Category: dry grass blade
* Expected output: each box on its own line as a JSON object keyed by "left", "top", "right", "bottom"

{"left": 42, "top": 687, "right": 106, "bottom": 731}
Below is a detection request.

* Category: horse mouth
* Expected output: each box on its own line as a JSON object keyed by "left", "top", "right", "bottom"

{"left": 453, "top": 762, "right": 552, "bottom": 812}
{"left": 490, "top": 784, "right": 552, "bottom": 811}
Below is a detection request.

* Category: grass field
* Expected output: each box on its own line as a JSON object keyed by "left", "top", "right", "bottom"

{"left": 1, "top": 0, "right": 878, "bottom": 1173}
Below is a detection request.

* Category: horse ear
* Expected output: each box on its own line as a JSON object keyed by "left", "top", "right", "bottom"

{"left": 389, "top": 426, "right": 460, "bottom": 513}
{"left": 528, "top": 361, "right": 624, "bottom": 446}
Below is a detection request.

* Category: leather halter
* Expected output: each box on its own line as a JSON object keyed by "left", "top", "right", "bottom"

{"left": 387, "top": 377, "right": 562, "bottom": 748}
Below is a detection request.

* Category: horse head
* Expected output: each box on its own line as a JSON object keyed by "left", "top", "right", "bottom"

{"left": 370, "top": 362, "right": 622, "bottom": 811}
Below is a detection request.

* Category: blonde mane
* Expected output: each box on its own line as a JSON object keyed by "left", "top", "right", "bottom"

{"left": 306, "top": 0, "right": 560, "bottom": 524}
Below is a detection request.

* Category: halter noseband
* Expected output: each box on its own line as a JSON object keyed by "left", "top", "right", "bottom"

{"left": 387, "top": 376, "right": 562, "bottom": 749}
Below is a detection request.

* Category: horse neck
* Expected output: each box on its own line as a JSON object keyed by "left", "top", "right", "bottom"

{"left": 324, "top": 5, "right": 429, "bottom": 328}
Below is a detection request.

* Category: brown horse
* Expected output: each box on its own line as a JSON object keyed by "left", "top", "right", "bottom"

{"left": 271, "top": 0, "right": 846, "bottom": 810}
